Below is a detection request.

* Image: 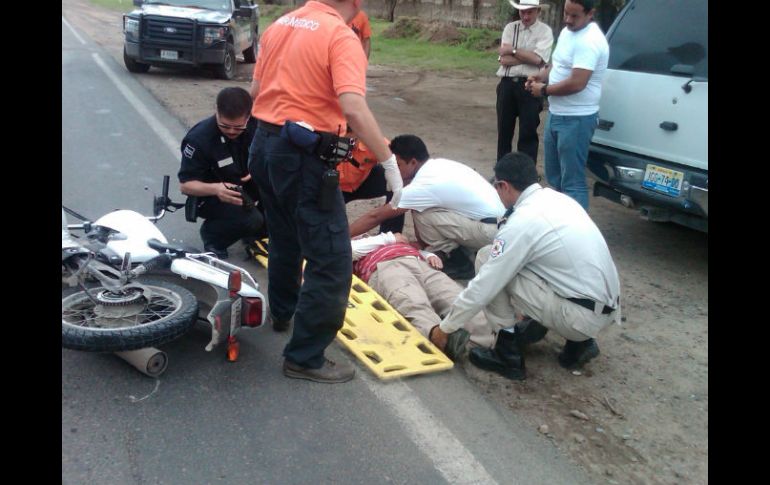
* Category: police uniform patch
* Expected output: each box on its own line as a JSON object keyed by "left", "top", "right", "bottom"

{"left": 490, "top": 238, "right": 505, "bottom": 258}
{"left": 183, "top": 144, "right": 195, "bottom": 159}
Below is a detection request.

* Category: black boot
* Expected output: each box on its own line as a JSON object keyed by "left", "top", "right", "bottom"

{"left": 469, "top": 329, "right": 526, "bottom": 380}
{"left": 515, "top": 317, "right": 548, "bottom": 345}
{"left": 558, "top": 338, "right": 600, "bottom": 369}
{"left": 439, "top": 248, "right": 476, "bottom": 280}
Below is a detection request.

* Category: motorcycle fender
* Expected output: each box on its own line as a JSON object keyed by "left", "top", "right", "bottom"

{"left": 204, "top": 288, "right": 242, "bottom": 351}
{"left": 171, "top": 259, "right": 261, "bottom": 297}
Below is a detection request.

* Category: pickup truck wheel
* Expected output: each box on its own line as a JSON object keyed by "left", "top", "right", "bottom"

{"left": 216, "top": 42, "right": 236, "bottom": 80}
{"left": 243, "top": 38, "right": 257, "bottom": 63}
{"left": 123, "top": 48, "right": 150, "bottom": 74}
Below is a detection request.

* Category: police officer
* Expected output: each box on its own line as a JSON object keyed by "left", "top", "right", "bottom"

{"left": 248, "top": 0, "right": 403, "bottom": 383}
{"left": 178, "top": 87, "right": 265, "bottom": 259}
{"left": 430, "top": 152, "right": 621, "bottom": 380}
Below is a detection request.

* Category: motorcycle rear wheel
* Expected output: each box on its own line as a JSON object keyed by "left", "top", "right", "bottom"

{"left": 62, "top": 279, "right": 199, "bottom": 352}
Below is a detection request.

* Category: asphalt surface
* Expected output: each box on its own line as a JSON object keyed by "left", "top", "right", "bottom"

{"left": 61, "top": 18, "right": 592, "bottom": 485}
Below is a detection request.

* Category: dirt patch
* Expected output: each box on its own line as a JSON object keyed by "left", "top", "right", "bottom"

{"left": 63, "top": 1, "right": 708, "bottom": 483}
{"left": 419, "top": 21, "right": 465, "bottom": 44}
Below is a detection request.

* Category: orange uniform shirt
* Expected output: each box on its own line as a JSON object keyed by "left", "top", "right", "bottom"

{"left": 339, "top": 137, "right": 389, "bottom": 192}
{"left": 348, "top": 10, "right": 372, "bottom": 42}
{"left": 251, "top": 1, "right": 367, "bottom": 133}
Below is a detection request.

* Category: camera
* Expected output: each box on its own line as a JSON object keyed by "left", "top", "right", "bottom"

{"left": 227, "top": 185, "right": 255, "bottom": 212}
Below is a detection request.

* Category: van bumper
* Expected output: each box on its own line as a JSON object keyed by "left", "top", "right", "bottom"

{"left": 124, "top": 40, "right": 226, "bottom": 67}
{"left": 587, "top": 143, "right": 708, "bottom": 231}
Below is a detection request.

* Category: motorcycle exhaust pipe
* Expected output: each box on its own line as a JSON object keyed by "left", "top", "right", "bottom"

{"left": 114, "top": 347, "right": 168, "bottom": 377}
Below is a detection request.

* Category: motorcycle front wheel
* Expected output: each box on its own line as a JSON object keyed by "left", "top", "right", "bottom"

{"left": 62, "top": 279, "right": 199, "bottom": 352}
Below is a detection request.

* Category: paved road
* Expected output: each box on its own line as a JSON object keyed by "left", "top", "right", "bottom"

{"left": 61, "top": 18, "right": 592, "bottom": 485}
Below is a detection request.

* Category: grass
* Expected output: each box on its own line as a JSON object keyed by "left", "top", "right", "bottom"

{"left": 89, "top": 0, "right": 135, "bottom": 12}
{"left": 369, "top": 19, "right": 498, "bottom": 74}
{"left": 92, "top": 0, "right": 501, "bottom": 75}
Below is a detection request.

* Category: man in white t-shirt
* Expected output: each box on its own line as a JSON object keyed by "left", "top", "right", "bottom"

{"left": 349, "top": 134, "right": 505, "bottom": 279}
{"left": 525, "top": 0, "right": 609, "bottom": 211}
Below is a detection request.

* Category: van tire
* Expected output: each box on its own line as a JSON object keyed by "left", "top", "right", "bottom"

{"left": 124, "top": 48, "right": 151, "bottom": 74}
{"left": 243, "top": 38, "right": 257, "bottom": 63}
{"left": 216, "top": 42, "right": 236, "bottom": 80}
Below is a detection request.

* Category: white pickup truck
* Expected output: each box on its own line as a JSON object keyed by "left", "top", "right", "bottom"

{"left": 586, "top": 0, "right": 708, "bottom": 232}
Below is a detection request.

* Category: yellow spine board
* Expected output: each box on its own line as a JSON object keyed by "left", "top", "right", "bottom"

{"left": 251, "top": 239, "right": 454, "bottom": 379}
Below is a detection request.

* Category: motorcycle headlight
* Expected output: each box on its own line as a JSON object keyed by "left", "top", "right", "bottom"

{"left": 124, "top": 17, "right": 139, "bottom": 36}
{"left": 203, "top": 26, "right": 226, "bottom": 45}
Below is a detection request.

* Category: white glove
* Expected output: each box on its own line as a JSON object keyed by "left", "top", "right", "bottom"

{"left": 381, "top": 154, "right": 403, "bottom": 194}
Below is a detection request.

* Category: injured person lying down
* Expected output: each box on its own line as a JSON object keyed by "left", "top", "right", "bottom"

{"left": 351, "top": 232, "right": 500, "bottom": 360}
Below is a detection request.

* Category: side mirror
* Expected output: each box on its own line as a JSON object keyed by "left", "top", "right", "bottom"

{"left": 234, "top": 6, "right": 252, "bottom": 18}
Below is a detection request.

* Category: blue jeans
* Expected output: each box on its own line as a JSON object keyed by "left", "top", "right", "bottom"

{"left": 543, "top": 112, "right": 598, "bottom": 211}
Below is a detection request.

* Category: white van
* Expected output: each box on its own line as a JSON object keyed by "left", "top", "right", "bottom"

{"left": 586, "top": 0, "right": 708, "bottom": 232}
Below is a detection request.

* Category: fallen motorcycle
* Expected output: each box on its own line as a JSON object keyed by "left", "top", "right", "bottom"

{"left": 62, "top": 176, "right": 266, "bottom": 375}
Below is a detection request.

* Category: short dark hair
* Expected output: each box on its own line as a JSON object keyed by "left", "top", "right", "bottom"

{"left": 494, "top": 152, "right": 539, "bottom": 191}
{"left": 567, "top": 0, "right": 596, "bottom": 13}
{"left": 216, "top": 87, "right": 252, "bottom": 119}
{"left": 390, "top": 135, "right": 430, "bottom": 162}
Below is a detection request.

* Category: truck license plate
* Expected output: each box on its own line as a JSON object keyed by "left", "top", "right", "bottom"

{"left": 642, "top": 164, "right": 684, "bottom": 197}
{"left": 160, "top": 50, "right": 178, "bottom": 60}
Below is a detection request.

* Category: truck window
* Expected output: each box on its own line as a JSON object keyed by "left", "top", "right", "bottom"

{"left": 608, "top": 0, "right": 707, "bottom": 79}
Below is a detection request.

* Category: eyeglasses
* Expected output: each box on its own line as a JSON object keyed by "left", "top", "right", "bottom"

{"left": 216, "top": 115, "right": 249, "bottom": 132}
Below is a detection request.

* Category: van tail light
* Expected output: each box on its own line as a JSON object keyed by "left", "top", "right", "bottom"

{"left": 242, "top": 297, "right": 263, "bottom": 327}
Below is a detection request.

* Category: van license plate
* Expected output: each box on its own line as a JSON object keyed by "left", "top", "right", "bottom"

{"left": 160, "top": 50, "right": 178, "bottom": 60}
{"left": 642, "top": 164, "right": 684, "bottom": 197}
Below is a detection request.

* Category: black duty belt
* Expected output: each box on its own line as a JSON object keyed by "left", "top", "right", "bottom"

{"left": 258, "top": 120, "right": 283, "bottom": 135}
{"left": 504, "top": 76, "right": 528, "bottom": 83}
{"left": 567, "top": 297, "right": 615, "bottom": 315}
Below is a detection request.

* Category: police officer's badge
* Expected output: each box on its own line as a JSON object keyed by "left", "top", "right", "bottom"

{"left": 490, "top": 238, "right": 505, "bottom": 258}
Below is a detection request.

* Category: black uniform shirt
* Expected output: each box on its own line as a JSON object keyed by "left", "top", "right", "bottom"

{"left": 178, "top": 116, "right": 257, "bottom": 194}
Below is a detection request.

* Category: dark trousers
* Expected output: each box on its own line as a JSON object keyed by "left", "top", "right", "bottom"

{"left": 249, "top": 129, "right": 353, "bottom": 369}
{"left": 496, "top": 77, "right": 543, "bottom": 163}
{"left": 198, "top": 198, "right": 265, "bottom": 251}
{"left": 342, "top": 163, "right": 405, "bottom": 234}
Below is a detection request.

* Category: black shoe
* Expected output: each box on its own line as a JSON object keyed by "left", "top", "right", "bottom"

{"left": 515, "top": 317, "right": 549, "bottom": 345}
{"left": 468, "top": 329, "right": 526, "bottom": 380}
{"left": 443, "top": 329, "right": 470, "bottom": 361}
{"left": 283, "top": 358, "right": 355, "bottom": 383}
{"left": 204, "top": 246, "right": 229, "bottom": 259}
{"left": 440, "top": 248, "right": 475, "bottom": 280}
{"left": 558, "top": 338, "right": 600, "bottom": 369}
{"left": 270, "top": 314, "right": 290, "bottom": 332}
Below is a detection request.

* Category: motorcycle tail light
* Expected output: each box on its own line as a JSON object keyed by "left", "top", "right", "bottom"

{"left": 242, "top": 297, "right": 263, "bottom": 327}
{"left": 227, "top": 336, "right": 240, "bottom": 362}
{"left": 228, "top": 270, "right": 242, "bottom": 297}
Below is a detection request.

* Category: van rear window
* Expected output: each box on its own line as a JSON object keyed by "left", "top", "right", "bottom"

{"left": 607, "top": 0, "right": 707, "bottom": 79}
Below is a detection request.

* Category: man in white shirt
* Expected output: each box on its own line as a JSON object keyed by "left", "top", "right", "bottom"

{"left": 525, "top": 0, "right": 609, "bottom": 211}
{"left": 349, "top": 135, "right": 505, "bottom": 279}
{"left": 496, "top": 0, "right": 553, "bottom": 163}
{"left": 430, "top": 152, "right": 621, "bottom": 380}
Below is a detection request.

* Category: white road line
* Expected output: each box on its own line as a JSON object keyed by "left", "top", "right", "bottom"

{"left": 360, "top": 373, "right": 499, "bottom": 485}
{"left": 62, "top": 16, "right": 86, "bottom": 45}
{"left": 91, "top": 52, "right": 180, "bottom": 159}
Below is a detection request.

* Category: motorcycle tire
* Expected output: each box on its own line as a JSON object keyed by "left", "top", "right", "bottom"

{"left": 62, "top": 279, "right": 199, "bottom": 352}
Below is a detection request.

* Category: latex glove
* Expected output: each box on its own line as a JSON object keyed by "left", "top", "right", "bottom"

{"left": 381, "top": 154, "right": 403, "bottom": 193}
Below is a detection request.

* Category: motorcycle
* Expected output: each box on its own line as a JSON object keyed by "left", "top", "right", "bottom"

{"left": 62, "top": 176, "right": 266, "bottom": 373}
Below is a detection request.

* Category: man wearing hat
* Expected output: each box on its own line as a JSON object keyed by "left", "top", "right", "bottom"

{"left": 495, "top": 0, "right": 553, "bottom": 164}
